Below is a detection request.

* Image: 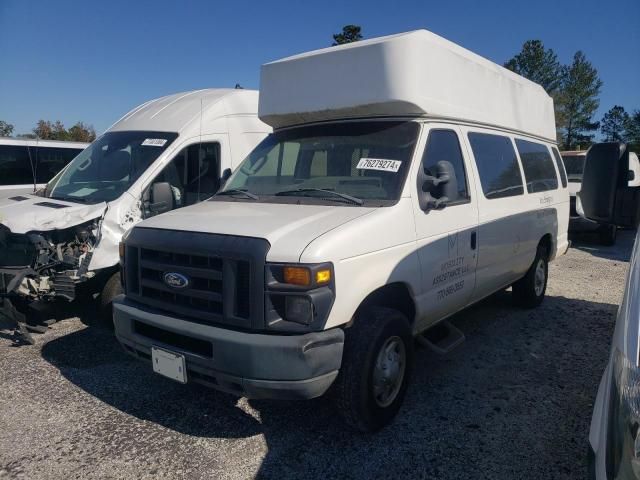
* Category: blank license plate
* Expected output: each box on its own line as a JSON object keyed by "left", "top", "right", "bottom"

{"left": 151, "top": 346, "right": 187, "bottom": 384}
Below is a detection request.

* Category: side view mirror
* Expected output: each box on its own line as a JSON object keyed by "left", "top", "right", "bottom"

{"left": 220, "top": 168, "right": 232, "bottom": 188}
{"left": 149, "top": 182, "right": 174, "bottom": 215}
{"left": 417, "top": 160, "right": 458, "bottom": 211}
{"left": 580, "top": 142, "right": 640, "bottom": 228}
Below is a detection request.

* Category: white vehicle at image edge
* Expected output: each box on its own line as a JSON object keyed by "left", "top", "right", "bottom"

{"left": 577, "top": 142, "right": 640, "bottom": 479}
{"left": 562, "top": 149, "right": 640, "bottom": 245}
{"left": 0, "top": 89, "right": 270, "bottom": 318}
{"left": 0, "top": 138, "right": 88, "bottom": 199}
{"left": 113, "top": 30, "right": 569, "bottom": 431}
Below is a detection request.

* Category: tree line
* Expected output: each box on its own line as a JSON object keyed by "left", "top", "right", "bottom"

{"left": 0, "top": 119, "right": 96, "bottom": 142}
{"left": 332, "top": 26, "right": 640, "bottom": 151}
{"left": 2, "top": 27, "right": 637, "bottom": 151}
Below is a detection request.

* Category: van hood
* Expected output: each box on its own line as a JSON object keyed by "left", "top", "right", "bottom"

{"left": 0, "top": 195, "right": 106, "bottom": 233}
{"left": 136, "top": 200, "right": 375, "bottom": 262}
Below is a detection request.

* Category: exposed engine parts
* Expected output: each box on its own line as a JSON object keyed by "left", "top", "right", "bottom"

{"left": 0, "top": 218, "right": 101, "bottom": 301}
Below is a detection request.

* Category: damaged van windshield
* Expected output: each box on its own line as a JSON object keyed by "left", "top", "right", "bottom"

{"left": 45, "top": 131, "right": 178, "bottom": 204}
{"left": 217, "top": 121, "right": 419, "bottom": 205}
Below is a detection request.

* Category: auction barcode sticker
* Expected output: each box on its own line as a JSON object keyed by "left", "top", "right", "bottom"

{"left": 142, "top": 138, "right": 168, "bottom": 147}
{"left": 356, "top": 158, "right": 402, "bottom": 173}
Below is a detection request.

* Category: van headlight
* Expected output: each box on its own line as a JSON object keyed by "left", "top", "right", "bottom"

{"left": 607, "top": 348, "right": 640, "bottom": 478}
{"left": 265, "top": 262, "right": 335, "bottom": 331}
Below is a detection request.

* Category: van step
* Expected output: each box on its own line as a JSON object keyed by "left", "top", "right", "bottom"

{"left": 417, "top": 321, "right": 465, "bottom": 354}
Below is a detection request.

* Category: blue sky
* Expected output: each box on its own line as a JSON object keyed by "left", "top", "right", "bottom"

{"left": 1, "top": 0, "right": 638, "bottom": 136}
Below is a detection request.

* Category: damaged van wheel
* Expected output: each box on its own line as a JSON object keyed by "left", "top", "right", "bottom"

{"left": 333, "top": 307, "right": 413, "bottom": 432}
{"left": 512, "top": 244, "right": 548, "bottom": 309}
{"left": 99, "top": 272, "right": 122, "bottom": 327}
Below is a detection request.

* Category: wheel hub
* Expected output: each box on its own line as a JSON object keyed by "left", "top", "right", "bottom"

{"left": 372, "top": 336, "right": 406, "bottom": 408}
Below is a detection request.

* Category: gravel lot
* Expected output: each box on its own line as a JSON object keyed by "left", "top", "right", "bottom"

{"left": 0, "top": 230, "right": 634, "bottom": 479}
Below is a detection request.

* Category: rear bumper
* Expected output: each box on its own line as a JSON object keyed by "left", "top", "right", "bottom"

{"left": 113, "top": 295, "right": 345, "bottom": 399}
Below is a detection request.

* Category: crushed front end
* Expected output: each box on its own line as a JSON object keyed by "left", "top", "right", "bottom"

{"left": 0, "top": 219, "right": 101, "bottom": 303}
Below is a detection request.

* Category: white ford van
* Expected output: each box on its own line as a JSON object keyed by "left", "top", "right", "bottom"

{"left": 0, "top": 89, "right": 270, "bottom": 324}
{"left": 113, "top": 31, "right": 569, "bottom": 431}
{"left": 0, "top": 138, "right": 88, "bottom": 200}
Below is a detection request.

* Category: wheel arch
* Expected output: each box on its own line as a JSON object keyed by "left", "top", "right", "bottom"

{"left": 351, "top": 282, "right": 416, "bottom": 327}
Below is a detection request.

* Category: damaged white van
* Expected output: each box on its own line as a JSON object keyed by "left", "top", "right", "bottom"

{"left": 0, "top": 89, "right": 270, "bottom": 324}
{"left": 114, "top": 31, "right": 569, "bottom": 431}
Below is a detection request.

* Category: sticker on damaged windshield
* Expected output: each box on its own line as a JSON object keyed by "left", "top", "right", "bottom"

{"left": 356, "top": 158, "right": 402, "bottom": 172}
{"left": 142, "top": 138, "right": 167, "bottom": 147}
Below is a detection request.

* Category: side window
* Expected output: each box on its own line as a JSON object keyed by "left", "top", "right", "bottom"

{"left": 421, "top": 129, "right": 469, "bottom": 202}
{"left": 145, "top": 142, "right": 220, "bottom": 217}
{"left": 551, "top": 147, "right": 568, "bottom": 188}
{"left": 35, "top": 147, "right": 83, "bottom": 183}
{"left": 515, "top": 139, "right": 559, "bottom": 193}
{"left": 468, "top": 132, "right": 524, "bottom": 199}
{"left": 0, "top": 145, "right": 35, "bottom": 186}
{"left": 309, "top": 151, "right": 328, "bottom": 177}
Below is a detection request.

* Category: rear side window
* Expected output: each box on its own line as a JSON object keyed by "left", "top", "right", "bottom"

{"left": 551, "top": 147, "right": 568, "bottom": 188}
{"left": 35, "top": 146, "right": 83, "bottom": 183}
{"left": 422, "top": 129, "right": 469, "bottom": 202}
{"left": 467, "top": 132, "right": 523, "bottom": 199}
{"left": 515, "top": 139, "right": 558, "bottom": 193}
{"left": 0, "top": 145, "right": 35, "bottom": 186}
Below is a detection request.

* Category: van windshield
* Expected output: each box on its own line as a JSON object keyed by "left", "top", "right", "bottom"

{"left": 218, "top": 121, "right": 419, "bottom": 206}
{"left": 45, "top": 131, "right": 178, "bottom": 204}
{"left": 561, "top": 154, "right": 586, "bottom": 182}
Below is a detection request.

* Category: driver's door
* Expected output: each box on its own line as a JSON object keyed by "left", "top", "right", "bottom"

{"left": 412, "top": 124, "right": 479, "bottom": 332}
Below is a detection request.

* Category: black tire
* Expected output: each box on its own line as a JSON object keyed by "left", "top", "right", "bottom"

{"left": 333, "top": 307, "right": 414, "bottom": 432}
{"left": 99, "top": 272, "right": 122, "bottom": 326}
{"left": 512, "top": 244, "right": 548, "bottom": 309}
{"left": 599, "top": 225, "right": 617, "bottom": 246}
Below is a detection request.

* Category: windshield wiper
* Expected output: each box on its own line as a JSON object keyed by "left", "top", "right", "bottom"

{"left": 274, "top": 188, "right": 364, "bottom": 206}
{"left": 215, "top": 188, "right": 259, "bottom": 200}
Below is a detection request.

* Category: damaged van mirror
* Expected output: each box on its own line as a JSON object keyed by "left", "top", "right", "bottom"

{"left": 580, "top": 142, "right": 640, "bottom": 228}
{"left": 149, "top": 182, "right": 174, "bottom": 215}
{"left": 417, "top": 160, "right": 458, "bottom": 211}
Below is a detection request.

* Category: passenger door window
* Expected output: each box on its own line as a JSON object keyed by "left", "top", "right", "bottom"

{"left": 551, "top": 147, "right": 568, "bottom": 188}
{"left": 0, "top": 145, "right": 35, "bottom": 186}
{"left": 515, "top": 139, "right": 559, "bottom": 193}
{"left": 35, "top": 147, "right": 83, "bottom": 183}
{"left": 421, "top": 129, "right": 470, "bottom": 204}
{"left": 145, "top": 142, "right": 220, "bottom": 217}
{"left": 467, "top": 132, "right": 524, "bottom": 199}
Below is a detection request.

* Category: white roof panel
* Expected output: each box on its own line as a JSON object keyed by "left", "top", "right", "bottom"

{"left": 259, "top": 30, "right": 556, "bottom": 141}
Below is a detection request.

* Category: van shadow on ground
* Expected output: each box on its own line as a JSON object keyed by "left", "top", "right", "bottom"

{"left": 41, "top": 287, "right": 617, "bottom": 479}
{"left": 569, "top": 228, "right": 636, "bottom": 262}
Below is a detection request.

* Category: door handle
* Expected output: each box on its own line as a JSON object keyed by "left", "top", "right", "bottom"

{"left": 471, "top": 231, "right": 477, "bottom": 250}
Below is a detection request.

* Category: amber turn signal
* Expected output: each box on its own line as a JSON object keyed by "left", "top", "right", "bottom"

{"left": 315, "top": 269, "right": 331, "bottom": 285}
{"left": 283, "top": 266, "right": 311, "bottom": 286}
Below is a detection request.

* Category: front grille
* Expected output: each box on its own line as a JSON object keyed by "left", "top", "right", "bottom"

{"left": 124, "top": 228, "right": 269, "bottom": 330}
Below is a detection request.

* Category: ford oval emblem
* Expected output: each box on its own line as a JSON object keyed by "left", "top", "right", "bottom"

{"left": 163, "top": 272, "right": 190, "bottom": 289}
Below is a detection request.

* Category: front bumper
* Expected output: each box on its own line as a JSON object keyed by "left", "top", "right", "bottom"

{"left": 113, "top": 295, "right": 345, "bottom": 399}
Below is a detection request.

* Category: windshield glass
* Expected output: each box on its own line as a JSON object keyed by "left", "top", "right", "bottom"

{"left": 561, "top": 154, "right": 586, "bottom": 181}
{"left": 45, "top": 131, "right": 178, "bottom": 204}
{"left": 218, "top": 121, "right": 420, "bottom": 206}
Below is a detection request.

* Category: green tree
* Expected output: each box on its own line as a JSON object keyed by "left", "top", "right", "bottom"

{"left": 504, "top": 40, "right": 563, "bottom": 94}
{"left": 33, "top": 120, "right": 68, "bottom": 140}
{"left": 0, "top": 120, "right": 14, "bottom": 137}
{"left": 625, "top": 110, "right": 640, "bottom": 150}
{"left": 556, "top": 51, "right": 603, "bottom": 150}
{"left": 332, "top": 25, "right": 362, "bottom": 46}
{"left": 67, "top": 121, "right": 96, "bottom": 142}
{"left": 600, "top": 105, "right": 630, "bottom": 142}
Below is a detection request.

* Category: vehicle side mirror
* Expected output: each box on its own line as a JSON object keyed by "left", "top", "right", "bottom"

{"left": 220, "top": 168, "right": 232, "bottom": 188}
{"left": 580, "top": 142, "right": 640, "bottom": 228}
{"left": 417, "top": 160, "right": 458, "bottom": 211}
{"left": 149, "top": 182, "right": 174, "bottom": 215}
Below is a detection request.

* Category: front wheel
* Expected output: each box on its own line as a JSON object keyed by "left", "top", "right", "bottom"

{"left": 333, "top": 307, "right": 414, "bottom": 432}
{"left": 99, "top": 272, "right": 123, "bottom": 326}
{"left": 512, "top": 245, "right": 548, "bottom": 309}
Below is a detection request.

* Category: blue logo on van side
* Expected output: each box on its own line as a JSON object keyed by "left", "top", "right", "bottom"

{"left": 163, "top": 272, "right": 190, "bottom": 289}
